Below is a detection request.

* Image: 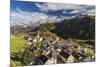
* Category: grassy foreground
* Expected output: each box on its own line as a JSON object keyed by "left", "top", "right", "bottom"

{"left": 10, "top": 34, "right": 25, "bottom": 53}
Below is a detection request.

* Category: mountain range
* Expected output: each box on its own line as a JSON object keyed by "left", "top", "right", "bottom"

{"left": 11, "top": 15, "right": 95, "bottom": 39}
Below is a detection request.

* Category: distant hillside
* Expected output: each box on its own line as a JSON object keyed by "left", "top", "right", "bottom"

{"left": 36, "top": 16, "right": 95, "bottom": 39}
{"left": 11, "top": 16, "right": 95, "bottom": 39}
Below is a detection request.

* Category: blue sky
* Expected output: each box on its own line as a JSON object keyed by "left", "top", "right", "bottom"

{"left": 11, "top": 1, "right": 40, "bottom": 12}
{"left": 11, "top": 1, "right": 81, "bottom": 16}
{"left": 10, "top": 0, "right": 95, "bottom": 25}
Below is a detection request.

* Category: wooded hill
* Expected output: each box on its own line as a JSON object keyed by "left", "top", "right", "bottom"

{"left": 35, "top": 16, "right": 95, "bottom": 39}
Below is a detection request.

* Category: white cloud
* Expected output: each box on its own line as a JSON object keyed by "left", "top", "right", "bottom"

{"left": 35, "top": 3, "right": 95, "bottom": 15}
{"left": 69, "top": 10, "right": 79, "bottom": 14}
{"left": 62, "top": 11, "right": 67, "bottom": 14}
{"left": 86, "top": 9, "right": 95, "bottom": 16}
{"left": 11, "top": 5, "right": 95, "bottom": 27}
{"left": 35, "top": 3, "right": 80, "bottom": 11}
{"left": 11, "top": 8, "right": 59, "bottom": 26}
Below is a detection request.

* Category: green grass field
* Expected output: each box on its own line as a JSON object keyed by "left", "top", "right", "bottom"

{"left": 10, "top": 34, "right": 25, "bottom": 53}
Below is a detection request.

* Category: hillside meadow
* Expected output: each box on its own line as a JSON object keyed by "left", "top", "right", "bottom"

{"left": 10, "top": 34, "right": 25, "bottom": 53}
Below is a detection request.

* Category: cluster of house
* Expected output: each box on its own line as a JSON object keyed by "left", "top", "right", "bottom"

{"left": 23, "top": 33, "right": 94, "bottom": 65}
